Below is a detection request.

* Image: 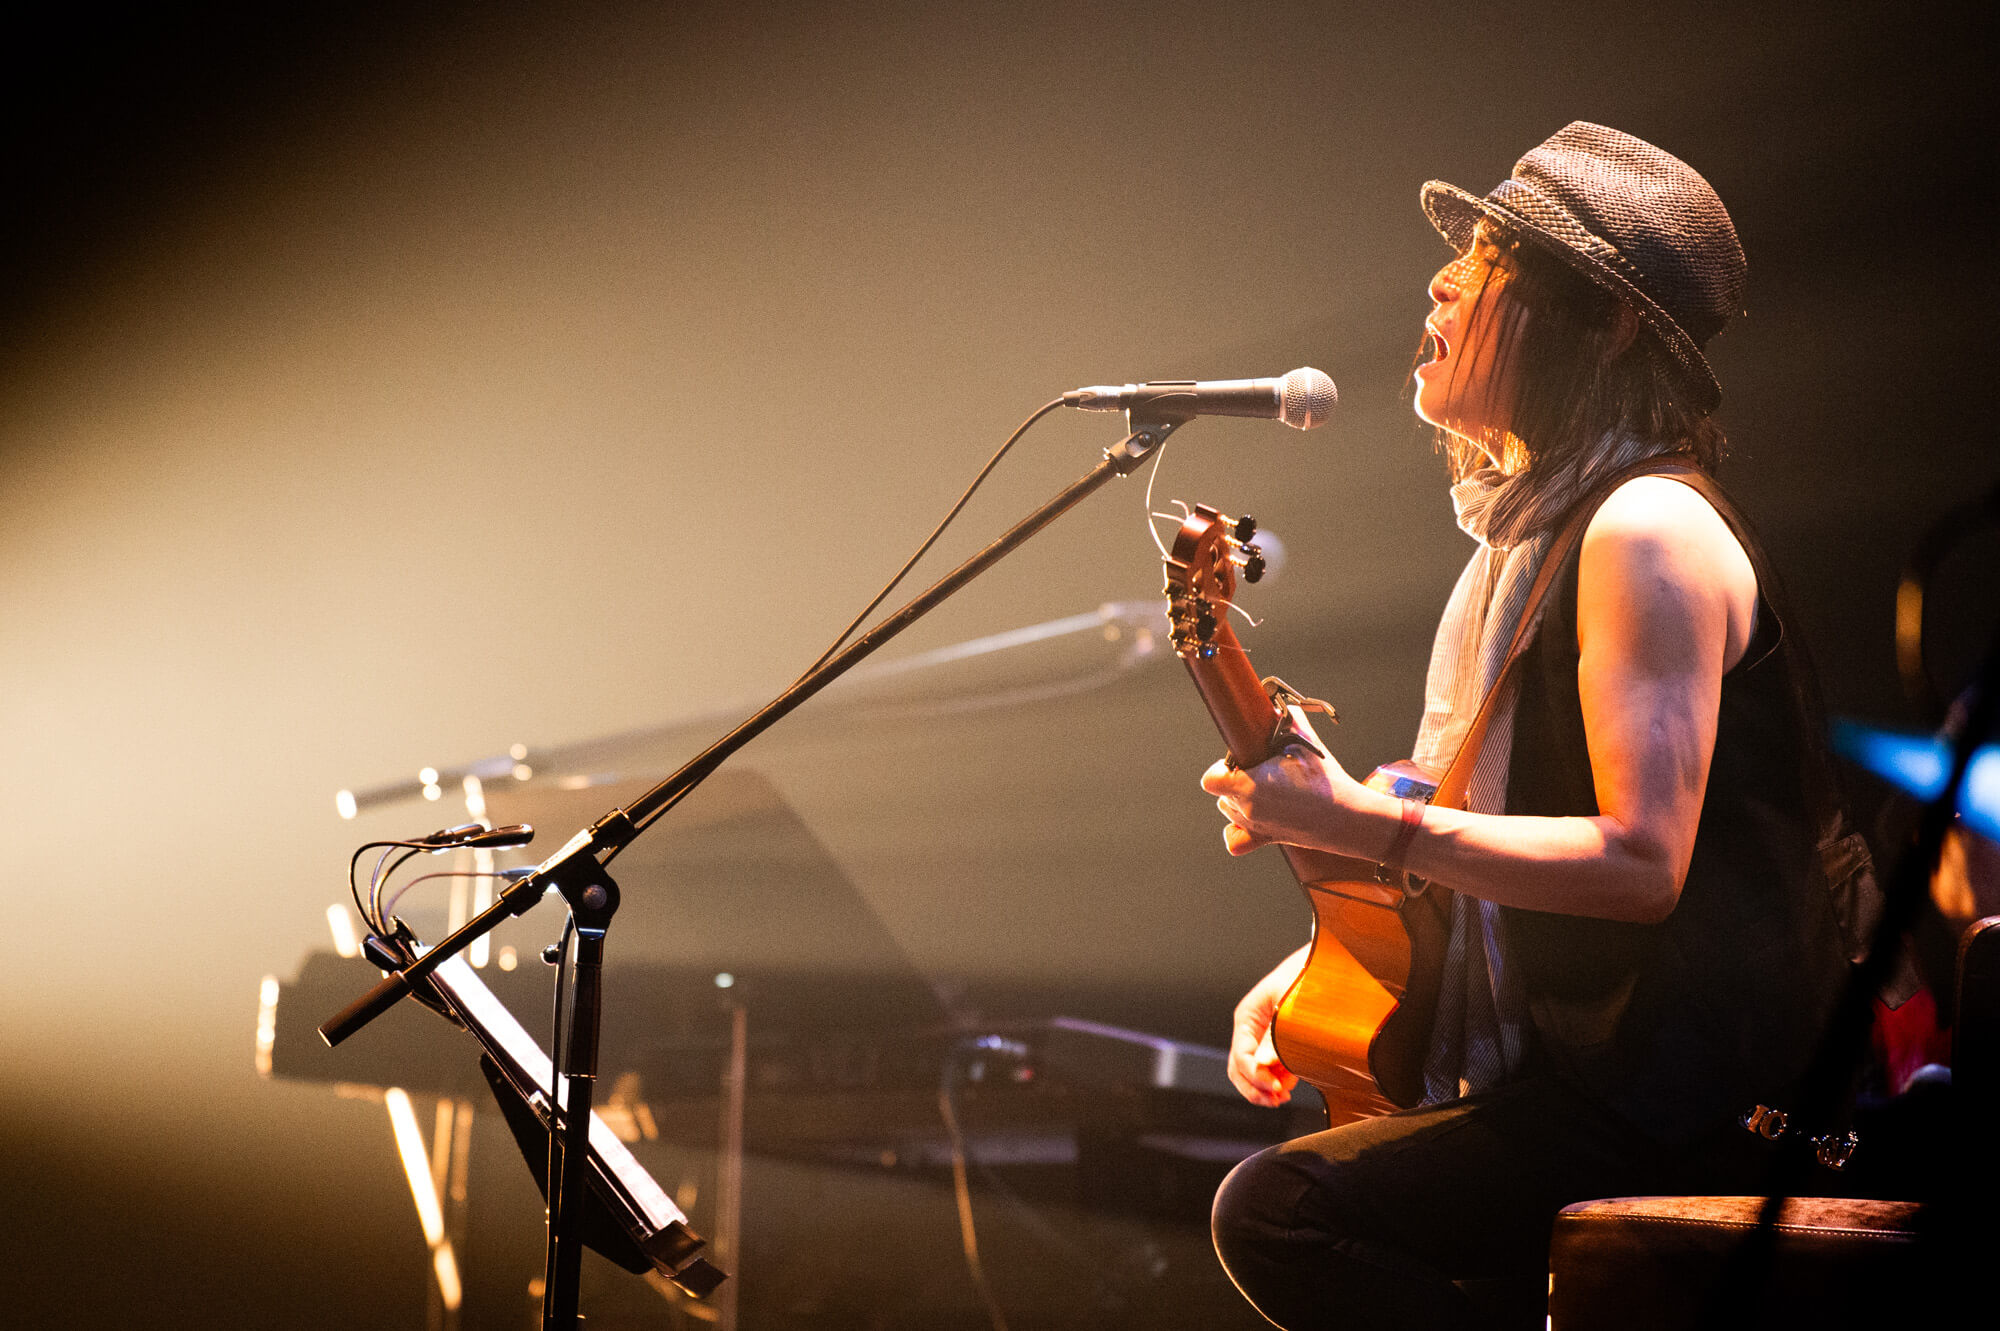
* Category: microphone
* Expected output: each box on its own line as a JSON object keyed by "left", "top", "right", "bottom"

{"left": 1062, "top": 367, "right": 1336, "bottom": 430}
{"left": 417, "top": 823, "right": 536, "bottom": 851}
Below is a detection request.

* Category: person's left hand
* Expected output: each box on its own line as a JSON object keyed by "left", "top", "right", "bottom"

{"left": 1200, "top": 711, "right": 1363, "bottom": 856}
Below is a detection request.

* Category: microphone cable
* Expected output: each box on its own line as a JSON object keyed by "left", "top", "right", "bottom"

{"left": 786, "top": 397, "right": 1069, "bottom": 689}
{"left": 615, "top": 395, "right": 1073, "bottom": 851}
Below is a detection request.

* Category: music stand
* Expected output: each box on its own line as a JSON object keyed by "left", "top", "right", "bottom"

{"left": 420, "top": 949, "right": 725, "bottom": 1298}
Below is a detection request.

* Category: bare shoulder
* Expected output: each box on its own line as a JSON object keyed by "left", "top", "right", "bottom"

{"left": 1585, "top": 474, "right": 1730, "bottom": 546}
{"left": 1579, "top": 474, "right": 1759, "bottom": 665}
{"left": 1584, "top": 476, "right": 1751, "bottom": 579}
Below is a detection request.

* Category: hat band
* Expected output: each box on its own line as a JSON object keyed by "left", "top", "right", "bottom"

{"left": 1486, "top": 179, "right": 1646, "bottom": 290}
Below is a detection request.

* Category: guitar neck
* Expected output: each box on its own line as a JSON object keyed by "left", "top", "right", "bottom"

{"left": 1184, "top": 620, "right": 1285, "bottom": 768}
{"left": 1181, "top": 621, "right": 1380, "bottom": 892}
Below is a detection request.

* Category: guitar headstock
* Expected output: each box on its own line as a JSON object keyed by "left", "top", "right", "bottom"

{"left": 1163, "top": 503, "right": 1266, "bottom": 660}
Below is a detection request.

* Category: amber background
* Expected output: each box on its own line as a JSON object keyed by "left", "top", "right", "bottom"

{"left": 1, "top": 3, "right": 1988, "bottom": 1327}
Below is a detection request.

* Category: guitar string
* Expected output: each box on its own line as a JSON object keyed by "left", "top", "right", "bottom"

{"left": 1141, "top": 431, "right": 1180, "bottom": 557}
{"left": 1216, "top": 597, "right": 1263, "bottom": 629}
{"left": 1153, "top": 507, "right": 1267, "bottom": 632}
{"left": 1144, "top": 439, "right": 1265, "bottom": 631}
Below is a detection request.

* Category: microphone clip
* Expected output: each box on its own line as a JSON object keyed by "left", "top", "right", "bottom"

{"left": 1105, "top": 419, "right": 1181, "bottom": 474}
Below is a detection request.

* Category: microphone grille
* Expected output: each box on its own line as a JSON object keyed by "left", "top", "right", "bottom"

{"left": 1279, "top": 368, "right": 1337, "bottom": 430}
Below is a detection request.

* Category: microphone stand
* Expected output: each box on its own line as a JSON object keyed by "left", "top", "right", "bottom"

{"left": 318, "top": 419, "right": 1178, "bottom": 1330}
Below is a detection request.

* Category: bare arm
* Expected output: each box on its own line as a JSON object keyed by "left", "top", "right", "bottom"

{"left": 1204, "top": 477, "right": 1758, "bottom": 924}
{"left": 1226, "top": 944, "right": 1308, "bottom": 1107}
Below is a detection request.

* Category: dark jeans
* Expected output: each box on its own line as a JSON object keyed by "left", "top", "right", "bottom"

{"left": 1210, "top": 1074, "right": 1770, "bottom": 1331}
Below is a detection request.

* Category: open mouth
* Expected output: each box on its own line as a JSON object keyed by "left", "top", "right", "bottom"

{"left": 1426, "top": 324, "right": 1450, "bottom": 364}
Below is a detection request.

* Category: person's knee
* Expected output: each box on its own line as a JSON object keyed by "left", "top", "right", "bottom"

{"left": 1212, "top": 1147, "right": 1300, "bottom": 1274}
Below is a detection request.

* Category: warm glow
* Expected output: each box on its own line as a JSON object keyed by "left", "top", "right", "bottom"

{"left": 325, "top": 904, "right": 361, "bottom": 959}
{"left": 470, "top": 845, "right": 494, "bottom": 968}
{"left": 385, "top": 1087, "right": 446, "bottom": 1245}
{"left": 253, "top": 975, "right": 280, "bottom": 1077}
{"left": 461, "top": 774, "right": 488, "bottom": 820}
{"left": 385, "top": 1088, "right": 465, "bottom": 1312}
{"left": 1895, "top": 579, "right": 1925, "bottom": 694}
{"left": 432, "top": 1246, "right": 462, "bottom": 1312}
{"left": 335, "top": 789, "right": 359, "bottom": 820}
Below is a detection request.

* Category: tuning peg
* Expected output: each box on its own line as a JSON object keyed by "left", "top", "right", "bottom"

{"left": 1241, "top": 546, "right": 1266, "bottom": 583}
{"left": 1232, "top": 514, "right": 1257, "bottom": 543}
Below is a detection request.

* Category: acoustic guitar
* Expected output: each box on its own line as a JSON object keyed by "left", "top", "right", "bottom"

{"left": 1164, "top": 504, "right": 1447, "bottom": 1124}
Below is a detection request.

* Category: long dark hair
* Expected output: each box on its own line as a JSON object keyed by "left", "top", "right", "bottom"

{"left": 1426, "top": 226, "right": 1726, "bottom": 542}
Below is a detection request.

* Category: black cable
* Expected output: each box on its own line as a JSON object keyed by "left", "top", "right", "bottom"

{"left": 938, "top": 1044, "right": 1012, "bottom": 1331}
{"left": 348, "top": 845, "right": 377, "bottom": 926}
{"left": 611, "top": 396, "right": 1071, "bottom": 857}
{"left": 544, "top": 916, "right": 579, "bottom": 1239}
{"left": 613, "top": 782, "right": 690, "bottom": 857}
{"left": 787, "top": 397, "right": 1068, "bottom": 690}
{"left": 367, "top": 845, "right": 405, "bottom": 931}
{"left": 368, "top": 847, "right": 424, "bottom": 936}
{"left": 349, "top": 839, "right": 442, "bottom": 934}
{"left": 547, "top": 916, "right": 577, "bottom": 1109}
{"left": 379, "top": 869, "right": 519, "bottom": 924}
{"left": 936, "top": 1039, "right": 1113, "bottom": 1322}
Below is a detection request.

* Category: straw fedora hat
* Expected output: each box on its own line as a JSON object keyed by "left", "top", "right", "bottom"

{"left": 1422, "top": 121, "right": 1746, "bottom": 412}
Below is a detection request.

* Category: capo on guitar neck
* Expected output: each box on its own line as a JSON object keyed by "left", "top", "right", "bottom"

{"left": 1258, "top": 675, "right": 1336, "bottom": 762}
{"left": 1262, "top": 676, "right": 1337, "bottom": 721}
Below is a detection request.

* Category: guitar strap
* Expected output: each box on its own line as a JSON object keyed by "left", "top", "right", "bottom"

{"left": 1376, "top": 456, "right": 1682, "bottom": 1103}
{"left": 1427, "top": 454, "right": 1679, "bottom": 813}
{"left": 1435, "top": 456, "right": 1865, "bottom": 859}
{"left": 1379, "top": 454, "right": 1912, "bottom": 1106}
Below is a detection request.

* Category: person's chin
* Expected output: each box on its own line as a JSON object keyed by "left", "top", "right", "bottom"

{"left": 1411, "top": 372, "right": 1436, "bottom": 423}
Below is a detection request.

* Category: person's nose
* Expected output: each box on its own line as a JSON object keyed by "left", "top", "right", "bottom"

{"left": 1429, "top": 259, "right": 1462, "bottom": 305}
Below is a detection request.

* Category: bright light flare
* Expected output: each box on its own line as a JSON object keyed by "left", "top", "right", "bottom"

{"left": 462, "top": 774, "right": 488, "bottom": 820}
{"left": 325, "top": 904, "right": 361, "bottom": 959}
{"left": 1834, "top": 722, "right": 2000, "bottom": 842}
{"left": 254, "top": 974, "right": 280, "bottom": 1077}
{"left": 384, "top": 1087, "right": 464, "bottom": 1310}
{"left": 386, "top": 1088, "right": 446, "bottom": 1244}
{"left": 432, "top": 1246, "right": 462, "bottom": 1311}
{"left": 471, "top": 844, "right": 494, "bottom": 968}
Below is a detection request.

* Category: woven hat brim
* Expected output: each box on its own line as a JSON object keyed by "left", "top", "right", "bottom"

{"left": 1420, "top": 179, "right": 1722, "bottom": 414}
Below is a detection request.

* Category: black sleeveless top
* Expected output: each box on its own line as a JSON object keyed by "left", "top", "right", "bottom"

{"left": 1497, "top": 472, "right": 1877, "bottom": 1143}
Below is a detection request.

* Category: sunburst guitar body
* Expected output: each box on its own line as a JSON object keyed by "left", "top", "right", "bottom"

{"left": 1164, "top": 504, "right": 1446, "bottom": 1126}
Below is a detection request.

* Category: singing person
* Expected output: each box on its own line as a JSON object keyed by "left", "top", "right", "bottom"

{"left": 1202, "top": 123, "right": 1879, "bottom": 1330}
